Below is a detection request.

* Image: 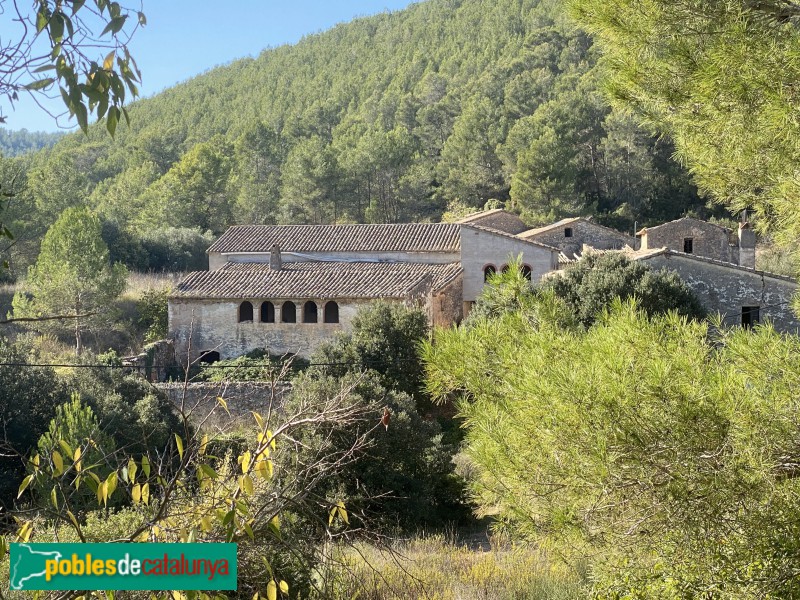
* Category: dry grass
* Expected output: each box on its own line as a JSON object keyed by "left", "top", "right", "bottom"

{"left": 321, "top": 534, "right": 588, "bottom": 600}
{"left": 122, "top": 271, "right": 182, "bottom": 299}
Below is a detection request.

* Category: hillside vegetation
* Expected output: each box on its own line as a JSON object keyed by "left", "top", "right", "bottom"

{"left": 0, "top": 0, "right": 715, "bottom": 276}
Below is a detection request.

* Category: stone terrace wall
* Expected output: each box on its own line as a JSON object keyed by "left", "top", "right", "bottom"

{"left": 155, "top": 381, "right": 291, "bottom": 431}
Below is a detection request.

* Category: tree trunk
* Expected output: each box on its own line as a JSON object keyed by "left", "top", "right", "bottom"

{"left": 75, "top": 300, "right": 82, "bottom": 356}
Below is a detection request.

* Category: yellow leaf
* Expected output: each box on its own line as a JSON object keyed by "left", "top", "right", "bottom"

{"left": 200, "top": 516, "right": 211, "bottom": 532}
{"left": 252, "top": 411, "right": 264, "bottom": 429}
{"left": 103, "top": 50, "right": 115, "bottom": 70}
{"left": 217, "top": 396, "right": 229, "bottom": 415}
{"left": 32, "top": 454, "right": 40, "bottom": 468}
{"left": 66, "top": 510, "right": 80, "bottom": 530}
{"left": 127, "top": 458, "right": 137, "bottom": 481}
{"left": 141, "top": 455, "right": 150, "bottom": 477}
{"left": 279, "top": 580, "right": 289, "bottom": 595}
{"left": 175, "top": 434, "right": 184, "bottom": 460}
{"left": 241, "top": 474, "right": 254, "bottom": 496}
{"left": 199, "top": 434, "right": 209, "bottom": 456}
{"left": 241, "top": 451, "right": 251, "bottom": 473}
{"left": 52, "top": 450, "right": 63, "bottom": 476}
{"left": 17, "top": 474, "right": 33, "bottom": 499}
{"left": 132, "top": 483, "right": 141, "bottom": 504}
{"left": 58, "top": 439, "right": 73, "bottom": 458}
{"left": 266, "top": 580, "right": 277, "bottom": 600}
{"left": 266, "top": 430, "right": 276, "bottom": 451}
{"left": 73, "top": 447, "right": 81, "bottom": 462}
{"left": 141, "top": 482, "right": 150, "bottom": 505}
{"left": 18, "top": 521, "right": 33, "bottom": 543}
{"left": 50, "top": 487, "right": 58, "bottom": 509}
{"left": 267, "top": 459, "right": 274, "bottom": 478}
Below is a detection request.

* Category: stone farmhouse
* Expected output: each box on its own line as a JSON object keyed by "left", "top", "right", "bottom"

{"left": 519, "top": 217, "right": 635, "bottom": 259}
{"left": 169, "top": 221, "right": 558, "bottom": 361}
{"left": 168, "top": 210, "right": 800, "bottom": 362}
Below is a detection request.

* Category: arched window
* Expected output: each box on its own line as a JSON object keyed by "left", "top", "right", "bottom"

{"left": 324, "top": 301, "right": 339, "bottom": 324}
{"left": 522, "top": 264, "right": 532, "bottom": 280}
{"left": 501, "top": 264, "right": 511, "bottom": 274}
{"left": 483, "top": 265, "right": 496, "bottom": 282}
{"left": 238, "top": 301, "right": 253, "bottom": 322}
{"left": 260, "top": 301, "right": 275, "bottom": 323}
{"left": 303, "top": 301, "right": 318, "bottom": 323}
{"left": 281, "top": 301, "right": 296, "bottom": 323}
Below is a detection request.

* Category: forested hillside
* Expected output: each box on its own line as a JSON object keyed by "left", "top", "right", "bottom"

{"left": 0, "top": 129, "right": 62, "bottom": 157}
{"left": 0, "top": 0, "right": 714, "bottom": 276}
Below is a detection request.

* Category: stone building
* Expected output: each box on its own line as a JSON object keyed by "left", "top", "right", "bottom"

{"left": 169, "top": 210, "right": 800, "bottom": 362}
{"left": 170, "top": 222, "right": 558, "bottom": 361}
{"left": 636, "top": 217, "right": 755, "bottom": 268}
{"left": 632, "top": 248, "right": 799, "bottom": 332}
{"left": 518, "top": 217, "right": 635, "bottom": 259}
{"left": 457, "top": 208, "right": 529, "bottom": 235}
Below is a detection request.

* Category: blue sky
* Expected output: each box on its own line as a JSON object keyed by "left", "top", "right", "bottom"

{"left": 1, "top": 0, "right": 417, "bottom": 133}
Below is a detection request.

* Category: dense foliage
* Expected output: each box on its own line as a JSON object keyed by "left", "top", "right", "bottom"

{"left": 0, "top": 341, "right": 68, "bottom": 511}
{"left": 425, "top": 298, "right": 800, "bottom": 597}
{"left": 541, "top": 252, "right": 706, "bottom": 327}
{"left": 0, "top": 129, "right": 62, "bottom": 157}
{"left": 313, "top": 302, "right": 430, "bottom": 403}
{"left": 569, "top": 0, "right": 800, "bottom": 243}
{"left": 283, "top": 371, "right": 465, "bottom": 531}
{"left": 0, "top": 0, "right": 715, "bottom": 277}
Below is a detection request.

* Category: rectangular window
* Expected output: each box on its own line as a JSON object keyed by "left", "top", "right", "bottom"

{"left": 564, "top": 227, "right": 573, "bottom": 238}
{"left": 683, "top": 238, "right": 693, "bottom": 253}
{"left": 742, "top": 306, "right": 760, "bottom": 329}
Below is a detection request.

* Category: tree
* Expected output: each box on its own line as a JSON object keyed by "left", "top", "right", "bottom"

{"left": 313, "top": 302, "right": 430, "bottom": 403}
{"left": 542, "top": 251, "right": 705, "bottom": 327}
{"left": 1, "top": 0, "right": 145, "bottom": 133}
{"left": 282, "top": 370, "right": 466, "bottom": 531}
{"left": 0, "top": 340, "right": 67, "bottom": 510}
{"left": 423, "top": 302, "right": 800, "bottom": 597}
{"left": 568, "top": 0, "right": 800, "bottom": 241}
{"left": 12, "top": 206, "right": 127, "bottom": 354}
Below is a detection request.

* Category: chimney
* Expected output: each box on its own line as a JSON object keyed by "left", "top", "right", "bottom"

{"left": 270, "top": 244, "right": 282, "bottom": 270}
{"left": 738, "top": 222, "right": 755, "bottom": 268}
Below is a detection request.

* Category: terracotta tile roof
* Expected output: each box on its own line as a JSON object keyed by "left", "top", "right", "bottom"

{"left": 170, "top": 261, "right": 463, "bottom": 300}
{"left": 207, "top": 223, "right": 462, "bottom": 254}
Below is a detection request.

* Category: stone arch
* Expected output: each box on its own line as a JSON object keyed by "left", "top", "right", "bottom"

{"left": 324, "top": 301, "right": 339, "bottom": 324}
{"left": 238, "top": 301, "right": 253, "bottom": 322}
{"left": 281, "top": 301, "right": 296, "bottom": 323}
{"left": 303, "top": 301, "right": 318, "bottom": 323}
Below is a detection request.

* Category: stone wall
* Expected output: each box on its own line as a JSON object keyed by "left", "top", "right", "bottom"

{"left": 640, "top": 218, "right": 736, "bottom": 263}
{"left": 431, "top": 273, "right": 464, "bottom": 327}
{"left": 169, "top": 298, "right": 380, "bottom": 362}
{"left": 525, "top": 219, "right": 634, "bottom": 258}
{"left": 155, "top": 381, "right": 291, "bottom": 430}
{"left": 638, "top": 252, "right": 800, "bottom": 333}
{"left": 123, "top": 340, "right": 177, "bottom": 382}
{"left": 460, "top": 227, "right": 557, "bottom": 302}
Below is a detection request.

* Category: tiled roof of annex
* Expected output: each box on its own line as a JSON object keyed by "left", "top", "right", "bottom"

{"left": 207, "top": 223, "right": 462, "bottom": 254}
{"left": 171, "top": 261, "right": 463, "bottom": 300}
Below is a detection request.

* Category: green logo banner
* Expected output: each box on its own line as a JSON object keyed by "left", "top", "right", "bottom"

{"left": 9, "top": 543, "right": 237, "bottom": 591}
